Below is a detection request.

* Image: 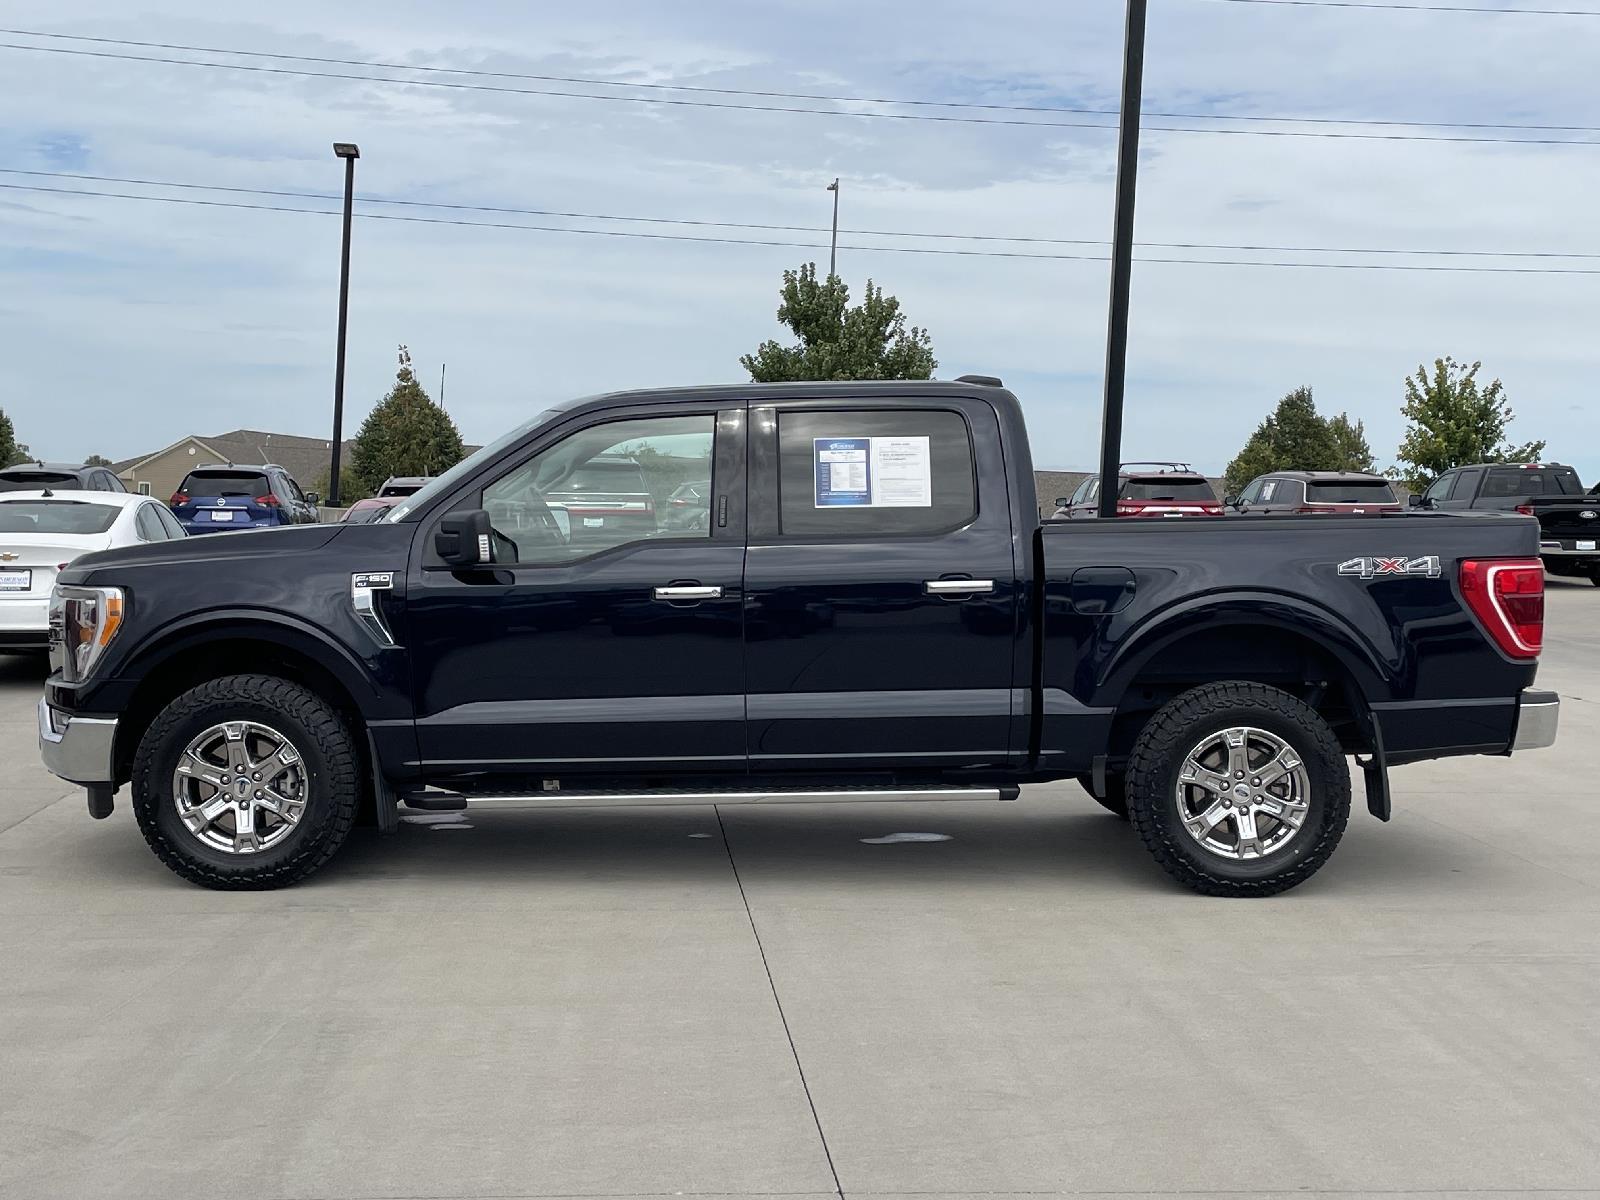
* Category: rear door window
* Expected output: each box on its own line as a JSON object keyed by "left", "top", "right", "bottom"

{"left": 775, "top": 409, "right": 976, "bottom": 537}
{"left": 1306, "top": 479, "right": 1397, "bottom": 503}
{"left": 1450, "top": 468, "right": 1484, "bottom": 501}
{"left": 155, "top": 506, "right": 186, "bottom": 538}
{"left": 180, "top": 470, "right": 268, "bottom": 497}
{"left": 135, "top": 504, "right": 166, "bottom": 541}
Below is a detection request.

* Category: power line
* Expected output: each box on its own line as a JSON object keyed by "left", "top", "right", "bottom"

{"left": 6, "top": 167, "right": 1597, "bottom": 260}
{"left": 3, "top": 39, "right": 1598, "bottom": 146}
{"left": 3, "top": 26, "right": 1596, "bottom": 134}
{"left": 1195, "top": 0, "right": 1600, "bottom": 13}
{"left": 7, "top": 181, "right": 1600, "bottom": 274}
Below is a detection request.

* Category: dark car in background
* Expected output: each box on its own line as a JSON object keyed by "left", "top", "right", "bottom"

{"left": 1228, "top": 471, "right": 1402, "bottom": 516}
{"left": 0, "top": 462, "right": 128, "bottom": 493}
{"left": 169, "top": 464, "right": 319, "bottom": 534}
{"left": 1413, "top": 462, "right": 1598, "bottom": 584}
{"left": 1054, "top": 462, "right": 1222, "bottom": 519}
{"left": 542, "top": 453, "right": 655, "bottom": 544}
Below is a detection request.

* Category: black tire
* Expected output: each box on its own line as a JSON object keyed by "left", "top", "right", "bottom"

{"left": 1076, "top": 773, "right": 1129, "bottom": 819}
{"left": 132, "top": 674, "right": 360, "bottom": 890}
{"left": 1125, "top": 681, "right": 1350, "bottom": 897}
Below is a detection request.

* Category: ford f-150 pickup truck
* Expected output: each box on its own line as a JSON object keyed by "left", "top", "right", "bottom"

{"left": 37, "top": 379, "right": 1560, "bottom": 895}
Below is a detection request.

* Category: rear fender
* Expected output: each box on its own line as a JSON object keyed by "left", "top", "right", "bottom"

{"left": 1095, "top": 591, "right": 1395, "bottom": 710}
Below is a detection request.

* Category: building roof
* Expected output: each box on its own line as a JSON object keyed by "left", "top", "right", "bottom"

{"left": 114, "top": 429, "right": 353, "bottom": 486}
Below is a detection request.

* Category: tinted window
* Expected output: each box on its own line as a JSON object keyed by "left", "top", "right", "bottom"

{"left": 1306, "top": 480, "right": 1397, "bottom": 503}
{"left": 0, "top": 470, "right": 78, "bottom": 491}
{"left": 156, "top": 506, "right": 186, "bottom": 538}
{"left": 480, "top": 414, "right": 714, "bottom": 564}
{"left": 0, "top": 500, "right": 120, "bottom": 534}
{"left": 280, "top": 474, "right": 306, "bottom": 503}
{"left": 135, "top": 505, "right": 165, "bottom": 540}
{"left": 1236, "top": 480, "right": 1264, "bottom": 504}
{"left": 777, "top": 409, "right": 975, "bottom": 538}
{"left": 1121, "top": 477, "right": 1216, "bottom": 501}
{"left": 1481, "top": 467, "right": 1581, "bottom": 498}
{"left": 1422, "top": 473, "right": 1455, "bottom": 502}
{"left": 180, "top": 470, "right": 268, "bottom": 497}
{"left": 1450, "top": 469, "right": 1483, "bottom": 500}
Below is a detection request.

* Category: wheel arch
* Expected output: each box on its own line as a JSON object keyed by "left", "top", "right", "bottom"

{"left": 112, "top": 614, "right": 377, "bottom": 786}
{"left": 1094, "top": 595, "right": 1393, "bottom": 761}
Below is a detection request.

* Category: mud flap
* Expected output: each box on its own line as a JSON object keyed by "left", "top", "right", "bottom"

{"left": 365, "top": 729, "right": 399, "bottom": 834}
{"left": 1355, "top": 712, "right": 1390, "bottom": 822}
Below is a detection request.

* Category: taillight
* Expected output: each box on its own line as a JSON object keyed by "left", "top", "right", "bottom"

{"left": 255, "top": 493, "right": 280, "bottom": 506}
{"left": 1116, "top": 503, "right": 1139, "bottom": 516}
{"left": 1515, "top": 504, "right": 1534, "bottom": 516}
{"left": 1460, "top": 558, "right": 1544, "bottom": 659}
{"left": 1202, "top": 504, "right": 1223, "bottom": 515}
{"left": 170, "top": 492, "right": 189, "bottom": 506}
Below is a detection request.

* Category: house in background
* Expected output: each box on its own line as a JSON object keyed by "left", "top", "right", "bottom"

{"left": 112, "top": 430, "right": 354, "bottom": 501}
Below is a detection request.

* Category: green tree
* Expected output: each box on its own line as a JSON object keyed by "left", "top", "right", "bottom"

{"left": 1223, "top": 387, "right": 1370, "bottom": 491}
{"left": 346, "top": 346, "right": 466, "bottom": 500}
{"left": 0, "top": 408, "right": 27, "bottom": 468}
{"left": 84, "top": 454, "right": 113, "bottom": 467}
{"left": 740, "top": 263, "right": 936, "bottom": 382}
{"left": 1326, "top": 413, "right": 1375, "bottom": 474}
{"left": 1394, "top": 357, "right": 1543, "bottom": 491}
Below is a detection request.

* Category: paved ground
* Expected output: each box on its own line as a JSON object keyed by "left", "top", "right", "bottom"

{"left": 1, "top": 583, "right": 1597, "bottom": 1200}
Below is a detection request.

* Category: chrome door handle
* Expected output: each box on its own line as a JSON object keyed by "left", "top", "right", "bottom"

{"left": 653, "top": 585, "right": 723, "bottom": 601}
{"left": 925, "top": 579, "right": 996, "bottom": 596}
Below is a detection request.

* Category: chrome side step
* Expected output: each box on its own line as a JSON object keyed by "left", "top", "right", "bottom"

{"left": 401, "top": 785, "right": 1018, "bottom": 811}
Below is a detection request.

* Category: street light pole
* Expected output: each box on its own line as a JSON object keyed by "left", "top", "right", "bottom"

{"left": 1096, "top": 0, "right": 1148, "bottom": 518}
{"left": 329, "top": 141, "right": 360, "bottom": 506}
{"left": 826, "top": 178, "right": 839, "bottom": 278}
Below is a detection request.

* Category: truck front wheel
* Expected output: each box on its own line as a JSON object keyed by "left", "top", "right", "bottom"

{"left": 131, "top": 674, "right": 360, "bottom": 889}
{"left": 1124, "top": 682, "right": 1350, "bottom": 897}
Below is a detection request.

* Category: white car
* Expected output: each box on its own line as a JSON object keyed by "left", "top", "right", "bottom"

{"left": 0, "top": 490, "right": 187, "bottom": 652}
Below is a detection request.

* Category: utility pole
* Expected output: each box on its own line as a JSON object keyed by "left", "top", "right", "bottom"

{"left": 439, "top": 362, "right": 446, "bottom": 409}
{"left": 329, "top": 141, "right": 360, "bottom": 506}
{"left": 1096, "top": 0, "right": 1148, "bottom": 518}
{"left": 826, "top": 178, "right": 839, "bottom": 279}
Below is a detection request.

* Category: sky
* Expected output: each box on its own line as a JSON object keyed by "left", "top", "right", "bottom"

{"left": 0, "top": 0, "right": 1596, "bottom": 478}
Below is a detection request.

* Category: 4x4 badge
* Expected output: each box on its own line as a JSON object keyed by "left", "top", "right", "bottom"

{"left": 1338, "top": 555, "right": 1441, "bottom": 580}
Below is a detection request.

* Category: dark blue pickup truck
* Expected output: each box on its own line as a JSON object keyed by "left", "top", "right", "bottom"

{"left": 37, "top": 379, "right": 1559, "bottom": 895}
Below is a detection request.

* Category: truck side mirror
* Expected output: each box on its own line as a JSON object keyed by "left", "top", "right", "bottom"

{"left": 304, "top": 491, "right": 321, "bottom": 506}
{"left": 1407, "top": 493, "right": 1424, "bottom": 509}
{"left": 435, "top": 509, "right": 492, "bottom": 565}
{"left": 1223, "top": 494, "right": 1238, "bottom": 508}
{"left": 1054, "top": 497, "right": 1070, "bottom": 509}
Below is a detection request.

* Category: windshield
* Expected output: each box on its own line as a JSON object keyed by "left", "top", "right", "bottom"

{"left": 0, "top": 499, "right": 120, "bottom": 534}
{"left": 387, "top": 408, "right": 564, "bottom": 521}
{"left": 1306, "top": 480, "right": 1397, "bottom": 503}
{"left": 180, "top": 470, "right": 268, "bottom": 497}
{"left": 1120, "top": 478, "right": 1216, "bottom": 501}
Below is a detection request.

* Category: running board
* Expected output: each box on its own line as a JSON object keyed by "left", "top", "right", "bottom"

{"left": 401, "top": 785, "right": 1019, "bottom": 811}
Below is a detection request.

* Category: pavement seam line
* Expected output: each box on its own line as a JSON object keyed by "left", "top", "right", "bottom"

{"left": 715, "top": 804, "right": 847, "bottom": 1200}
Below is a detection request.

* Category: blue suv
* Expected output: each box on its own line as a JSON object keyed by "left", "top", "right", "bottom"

{"left": 170, "top": 464, "right": 319, "bottom": 534}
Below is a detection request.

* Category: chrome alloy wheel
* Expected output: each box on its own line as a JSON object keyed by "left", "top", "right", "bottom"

{"left": 171, "top": 721, "right": 308, "bottom": 854}
{"left": 1175, "top": 726, "right": 1311, "bottom": 861}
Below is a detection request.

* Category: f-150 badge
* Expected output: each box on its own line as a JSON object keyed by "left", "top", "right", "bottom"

{"left": 1338, "top": 555, "right": 1441, "bottom": 580}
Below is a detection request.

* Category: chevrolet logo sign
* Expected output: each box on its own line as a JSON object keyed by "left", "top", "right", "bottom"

{"left": 0, "top": 552, "right": 17, "bottom": 562}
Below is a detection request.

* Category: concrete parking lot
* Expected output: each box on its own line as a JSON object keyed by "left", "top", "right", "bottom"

{"left": 1, "top": 583, "right": 1596, "bottom": 1200}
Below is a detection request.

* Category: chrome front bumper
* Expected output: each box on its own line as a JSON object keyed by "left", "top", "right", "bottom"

{"left": 37, "top": 697, "right": 118, "bottom": 785}
{"left": 1512, "top": 689, "right": 1560, "bottom": 752}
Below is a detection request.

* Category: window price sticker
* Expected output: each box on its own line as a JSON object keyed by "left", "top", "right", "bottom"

{"left": 814, "top": 436, "right": 931, "bottom": 508}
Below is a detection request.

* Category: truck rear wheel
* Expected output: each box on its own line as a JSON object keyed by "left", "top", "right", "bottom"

{"left": 131, "top": 674, "right": 360, "bottom": 889}
{"left": 1124, "top": 681, "right": 1350, "bottom": 897}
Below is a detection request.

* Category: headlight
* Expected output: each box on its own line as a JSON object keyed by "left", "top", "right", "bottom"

{"left": 50, "top": 585, "right": 125, "bottom": 683}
